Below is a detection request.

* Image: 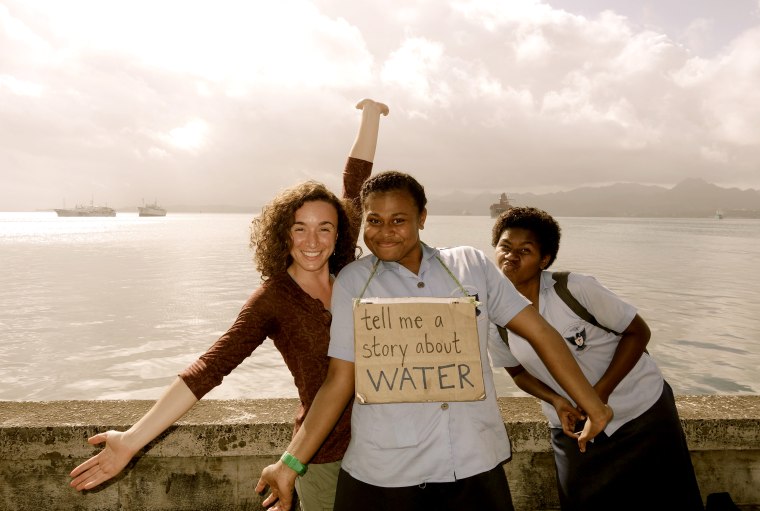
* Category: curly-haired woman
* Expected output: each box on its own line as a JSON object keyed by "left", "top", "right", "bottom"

{"left": 70, "top": 99, "right": 389, "bottom": 511}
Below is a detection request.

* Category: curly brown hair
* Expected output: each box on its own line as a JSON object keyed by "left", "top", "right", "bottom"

{"left": 250, "top": 181, "right": 361, "bottom": 280}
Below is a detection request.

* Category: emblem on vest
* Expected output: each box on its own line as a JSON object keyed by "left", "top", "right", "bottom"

{"left": 563, "top": 326, "right": 588, "bottom": 351}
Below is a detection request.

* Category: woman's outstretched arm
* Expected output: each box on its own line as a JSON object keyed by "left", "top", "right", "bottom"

{"left": 69, "top": 376, "right": 198, "bottom": 491}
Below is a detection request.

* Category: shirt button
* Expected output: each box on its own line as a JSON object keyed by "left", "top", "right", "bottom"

{"left": 417, "top": 282, "right": 425, "bottom": 288}
{"left": 440, "top": 403, "right": 449, "bottom": 410}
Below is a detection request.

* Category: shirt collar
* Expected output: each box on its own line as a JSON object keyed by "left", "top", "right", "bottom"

{"left": 539, "top": 270, "right": 554, "bottom": 294}
{"left": 370, "top": 241, "right": 438, "bottom": 275}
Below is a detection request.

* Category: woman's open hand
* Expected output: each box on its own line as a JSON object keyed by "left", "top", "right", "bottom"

{"left": 69, "top": 430, "right": 137, "bottom": 491}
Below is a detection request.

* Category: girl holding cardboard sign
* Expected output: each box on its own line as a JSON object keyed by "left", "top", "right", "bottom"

{"left": 257, "top": 171, "right": 613, "bottom": 511}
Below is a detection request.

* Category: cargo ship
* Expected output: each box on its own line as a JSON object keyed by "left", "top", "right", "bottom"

{"left": 54, "top": 202, "right": 116, "bottom": 217}
{"left": 489, "top": 193, "right": 511, "bottom": 218}
{"left": 138, "top": 200, "right": 167, "bottom": 217}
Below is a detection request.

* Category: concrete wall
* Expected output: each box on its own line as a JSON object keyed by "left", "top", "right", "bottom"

{"left": 1, "top": 395, "right": 758, "bottom": 511}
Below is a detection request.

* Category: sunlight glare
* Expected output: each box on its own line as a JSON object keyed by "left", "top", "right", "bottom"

{"left": 166, "top": 120, "right": 208, "bottom": 151}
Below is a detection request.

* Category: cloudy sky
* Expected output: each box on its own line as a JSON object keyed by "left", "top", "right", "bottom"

{"left": 2, "top": 0, "right": 759, "bottom": 211}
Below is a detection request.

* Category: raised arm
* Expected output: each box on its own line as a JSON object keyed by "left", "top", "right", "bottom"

{"left": 343, "top": 99, "right": 388, "bottom": 202}
{"left": 255, "top": 358, "right": 355, "bottom": 511}
{"left": 69, "top": 376, "right": 198, "bottom": 491}
{"left": 349, "top": 99, "right": 389, "bottom": 162}
{"left": 505, "top": 306, "right": 613, "bottom": 451}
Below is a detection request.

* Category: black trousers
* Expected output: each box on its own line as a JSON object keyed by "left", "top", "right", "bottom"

{"left": 333, "top": 462, "right": 515, "bottom": 511}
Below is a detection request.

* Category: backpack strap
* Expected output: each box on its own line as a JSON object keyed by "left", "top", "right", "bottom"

{"left": 551, "top": 271, "right": 620, "bottom": 335}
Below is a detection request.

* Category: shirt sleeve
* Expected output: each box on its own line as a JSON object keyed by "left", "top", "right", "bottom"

{"left": 487, "top": 322, "right": 522, "bottom": 368}
{"left": 179, "top": 287, "right": 271, "bottom": 399}
{"left": 327, "top": 276, "right": 357, "bottom": 362}
{"left": 566, "top": 273, "right": 637, "bottom": 334}
{"left": 342, "top": 157, "right": 372, "bottom": 230}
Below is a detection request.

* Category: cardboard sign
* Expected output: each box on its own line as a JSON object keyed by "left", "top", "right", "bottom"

{"left": 353, "top": 297, "right": 485, "bottom": 404}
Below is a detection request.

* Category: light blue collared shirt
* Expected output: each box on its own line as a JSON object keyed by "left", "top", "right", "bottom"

{"left": 489, "top": 270, "right": 663, "bottom": 436}
{"left": 329, "top": 243, "right": 530, "bottom": 487}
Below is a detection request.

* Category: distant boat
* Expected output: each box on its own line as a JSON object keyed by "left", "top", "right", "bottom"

{"left": 489, "top": 193, "right": 511, "bottom": 218}
{"left": 54, "top": 202, "right": 116, "bottom": 217}
{"left": 138, "top": 200, "right": 167, "bottom": 217}
{"left": 715, "top": 209, "right": 724, "bottom": 220}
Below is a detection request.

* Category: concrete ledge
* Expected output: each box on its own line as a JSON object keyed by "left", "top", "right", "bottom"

{"left": 1, "top": 396, "right": 759, "bottom": 510}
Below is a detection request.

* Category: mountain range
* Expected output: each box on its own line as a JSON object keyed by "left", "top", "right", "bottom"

{"left": 428, "top": 178, "right": 760, "bottom": 218}
{"left": 110, "top": 178, "right": 760, "bottom": 218}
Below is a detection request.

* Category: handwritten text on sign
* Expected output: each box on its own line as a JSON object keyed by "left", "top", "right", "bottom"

{"left": 353, "top": 297, "right": 485, "bottom": 404}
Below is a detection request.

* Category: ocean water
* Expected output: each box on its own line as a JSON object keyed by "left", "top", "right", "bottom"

{"left": 1, "top": 212, "right": 759, "bottom": 401}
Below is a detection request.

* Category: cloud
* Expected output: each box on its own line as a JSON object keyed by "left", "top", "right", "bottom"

{"left": 0, "top": 74, "right": 43, "bottom": 96}
{"left": 1, "top": 0, "right": 759, "bottom": 211}
{"left": 162, "top": 120, "right": 209, "bottom": 153}
{"left": 382, "top": 37, "right": 448, "bottom": 105}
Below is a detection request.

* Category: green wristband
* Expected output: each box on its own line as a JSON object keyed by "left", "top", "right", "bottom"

{"left": 280, "top": 451, "right": 308, "bottom": 476}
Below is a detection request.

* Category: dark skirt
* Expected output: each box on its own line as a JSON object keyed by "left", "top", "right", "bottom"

{"left": 333, "top": 462, "right": 514, "bottom": 511}
{"left": 551, "top": 381, "right": 704, "bottom": 511}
